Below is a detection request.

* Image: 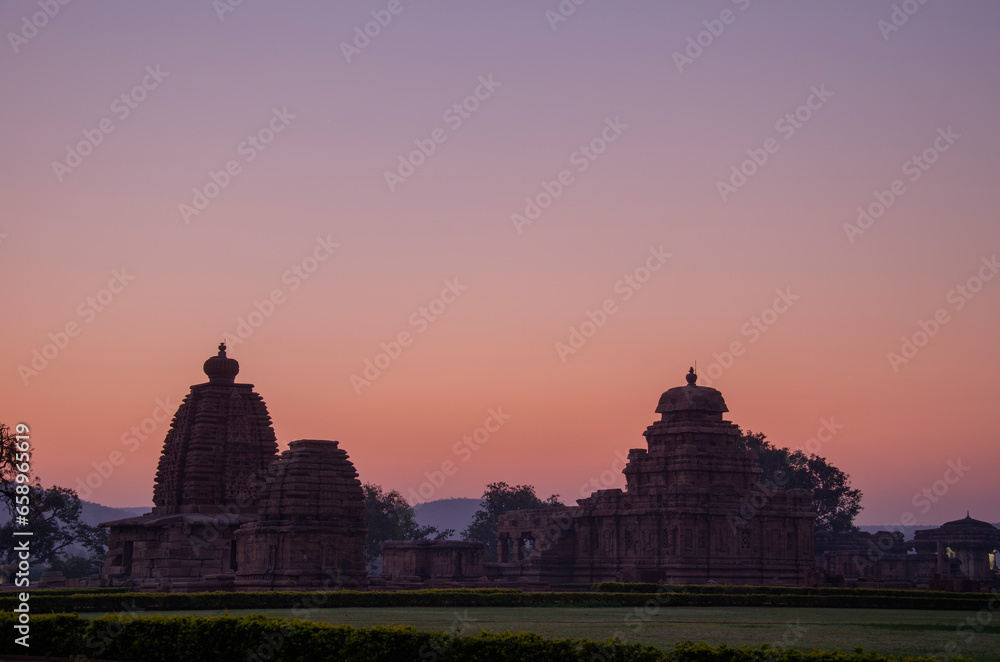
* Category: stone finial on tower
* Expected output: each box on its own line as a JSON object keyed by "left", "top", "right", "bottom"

{"left": 203, "top": 341, "right": 240, "bottom": 384}
{"left": 686, "top": 366, "right": 697, "bottom": 385}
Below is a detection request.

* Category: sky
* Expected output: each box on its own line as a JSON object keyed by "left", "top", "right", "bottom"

{"left": 1, "top": 1, "right": 998, "bottom": 526}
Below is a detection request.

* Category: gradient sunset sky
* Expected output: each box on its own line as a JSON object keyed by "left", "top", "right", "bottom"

{"left": 2, "top": 1, "right": 998, "bottom": 526}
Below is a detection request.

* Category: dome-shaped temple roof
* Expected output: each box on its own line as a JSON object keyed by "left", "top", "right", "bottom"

{"left": 655, "top": 367, "right": 729, "bottom": 416}
{"left": 203, "top": 342, "right": 240, "bottom": 384}
{"left": 259, "top": 439, "right": 365, "bottom": 523}
{"left": 939, "top": 513, "right": 1000, "bottom": 532}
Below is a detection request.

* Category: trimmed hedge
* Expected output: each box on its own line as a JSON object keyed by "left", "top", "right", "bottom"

{"left": 0, "top": 612, "right": 971, "bottom": 662}
{"left": 1, "top": 587, "right": 995, "bottom": 614}
{"left": 591, "top": 582, "right": 980, "bottom": 597}
{"left": 22, "top": 586, "right": 132, "bottom": 596}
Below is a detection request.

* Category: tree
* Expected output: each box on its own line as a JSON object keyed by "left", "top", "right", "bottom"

{"left": 45, "top": 553, "right": 104, "bottom": 579}
{"left": 362, "top": 483, "right": 452, "bottom": 571}
{"left": 0, "top": 423, "right": 23, "bottom": 516}
{"left": 462, "top": 482, "right": 563, "bottom": 562}
{"left": 739, "top": 430, "right": 862, "bottom": 533}
{"left": 0, "top": 421, "right": 107, "bottom": 572}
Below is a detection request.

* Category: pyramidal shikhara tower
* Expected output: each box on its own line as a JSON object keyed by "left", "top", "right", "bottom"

{"left": 101, "top": 345, "right": 367, "bottom": 591}
{"left": 152, "top": 343, "right": 278, "bottom": 514}
{"left": 495, "top": 368, "right": 816, "bottom": 586}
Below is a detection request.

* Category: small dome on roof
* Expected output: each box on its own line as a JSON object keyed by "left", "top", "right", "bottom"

{"left": 655, "top": 368, "right": 729, "bottom": 415}
{"left": 939, "top": 513, "right": 999, "bottom": 532}
{"left": 203, "top": 342, "right": 240, "bottom": 384}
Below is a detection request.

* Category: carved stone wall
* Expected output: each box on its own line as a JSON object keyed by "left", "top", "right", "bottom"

{"left": 101, "top": 347, "right": 368, "bottom": 592}
{"left": 382, "top": 541, "right": 485, "bottom": 582}
{"left": 496, "top": 370, "right": 816, "bottom": 586}
{"left": 235, "top": 439, "right": 368, "bottom": 589}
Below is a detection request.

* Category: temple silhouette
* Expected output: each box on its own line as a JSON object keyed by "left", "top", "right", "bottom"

{"left": 86, "top": 347, "right": 1000, "bottom": 592}
{"left": 490, "top": 368, "right": 815, "bottom": 585}
{"left": 100, "top": 344, "right": 367, "bottom": 591}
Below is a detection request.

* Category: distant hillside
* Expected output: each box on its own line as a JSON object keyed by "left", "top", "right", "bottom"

{"left": 857, "top": 523, "right": 1000, "bottom": 539}
{"left": 857, "top": 525, "right": 936, "bottom": 539}
{"left": 79, "top": 501, "right": 150, "bottom": 526}
{"left": 413, "top": 498, "right": 481, "bottom": 540}
{"left": 0, "top": 499, "right": 149, "bottom": 528}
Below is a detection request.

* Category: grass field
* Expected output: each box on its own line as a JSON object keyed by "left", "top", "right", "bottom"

{"left": 80, "top": 606, "right": 1000, "bottom": 661}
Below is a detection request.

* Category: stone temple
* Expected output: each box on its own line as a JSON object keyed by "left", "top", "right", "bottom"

{"left": 493, "top": 369, "right": 817, "bottom": 585}
{"left": 100, "top": 345, "right": 367, "bottom": 591}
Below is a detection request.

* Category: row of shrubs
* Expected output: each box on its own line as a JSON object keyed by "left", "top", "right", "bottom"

{"left": 3, "top": 588, "right": 994, "bottom": 613}
{"left": 0, "top": 613, "right": 966, "bottom": 662}
{"left": 27, "top": 586, "right": 132, "bottom": 595}
{"left": 36, "top": 583, "right": 971, "bottom": 599}
{"left": 590, "top": 583, "right": 971, "bottom": 597}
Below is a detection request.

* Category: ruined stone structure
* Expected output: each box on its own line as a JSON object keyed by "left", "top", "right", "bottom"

{"left": 913, "top": 514, "right": 1000, "bottom": 585}
{"left": 381, "top": 541, "right": 485, "bottom": 583}
{"left": 494, "top": 369, "right": 816, "bottom": 585}
{"left": 815, "top": 530, "right": 935, "bottom": 586}
{"left": 817, "top": 515, "right": 1000, "bottom": 589}
{"left": 101, "top": 345, "right": 367, "bottom": 591}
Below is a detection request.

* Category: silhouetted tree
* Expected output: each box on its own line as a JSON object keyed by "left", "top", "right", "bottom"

{"left": 0, "top": 421, "right": 107, "bottom": 574}
{"left": 0, "top": 422, "right": 23, "bottom": 515}
{"left": 462, "top": 482, "right": 563, "bottom": 562}
{"left": 0, "top": 485, "right": 107, "bottom": 568}
{"left": 739, "top": 430, "right": 862, "bottom": 533}
{"left": 45, "top": 553, "right": 104, "bottom": 579}
{"left": 362, "top": 483, "right": 452, "bottom": 571}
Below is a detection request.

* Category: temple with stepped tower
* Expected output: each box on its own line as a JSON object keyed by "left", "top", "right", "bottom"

{"left": 100, "top": 344, "right": 367, "bottom": 591}
{"left": 492, "top": 369, "right": 817, "bottom": 585}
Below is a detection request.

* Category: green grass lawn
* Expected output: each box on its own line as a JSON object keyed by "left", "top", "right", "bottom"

{"left": 79, "top": 606, "right": 999, "bottom": 661}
